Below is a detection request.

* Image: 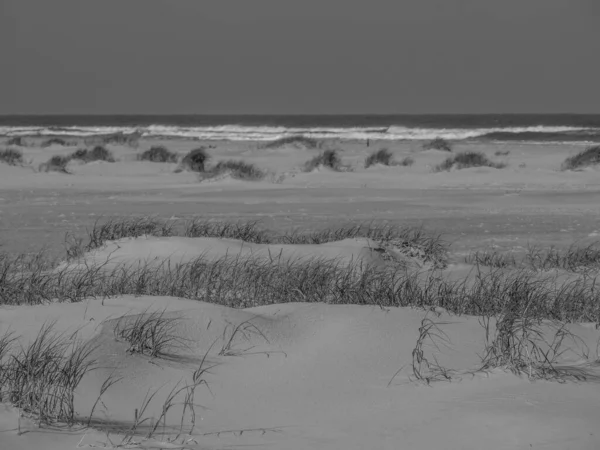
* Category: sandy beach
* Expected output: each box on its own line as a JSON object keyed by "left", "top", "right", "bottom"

{"left": 1, "top": 135, "right": 600, "bottom": 450}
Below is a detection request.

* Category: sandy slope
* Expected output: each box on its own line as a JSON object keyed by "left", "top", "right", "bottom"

{"left": 2, "top": 137, "right": 600, "bottom": 449}
{"left": 1, "top": 295, "right": 599, "bottom": 450}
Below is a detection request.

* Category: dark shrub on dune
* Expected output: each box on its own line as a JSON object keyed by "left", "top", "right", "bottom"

{"left": 39, "top": 155, "right": 71, "bottom": 173}
{"left": 0, "top": 148, "right": 24, "bottom": 166}
{"left": 561, "top": 145, "right": 600, "bottom": 171}
{"left": 434, "top": 151, "right": 506, "bottom": 172}
{"left": 41, "top": 137, "right": 71, "bottom": 148}
{"left": 204, "top": 159, "right": 266, "bottom": 181}
{"left": 399, "top": 156, "right": 415, "bottom": 167}
{"left": 264, "top": 135, "right": 320, "bottom": 149}
{"left": 138, "top": 146, "right": 178, "bottom": 163}
{"left": 422, "top": 137, "right": 452, "bottom": 152}
{"left": 70, "top": 146, "right": 115, "bottom": 163}
{"left": 6, "top": 136, "right": 24, "bottom": 146}
{"left": 181, "top": 147, "right": 211, "bottom": 172}
{"left": 364, "top": 148, "right": 393, "bottom": 168}
{"left": 304, "top": 149, "right": 344, "bottom": 172}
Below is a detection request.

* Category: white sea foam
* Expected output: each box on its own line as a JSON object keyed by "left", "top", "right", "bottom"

{"left": 0, "top": 124, "right": 597, "bottom": 142}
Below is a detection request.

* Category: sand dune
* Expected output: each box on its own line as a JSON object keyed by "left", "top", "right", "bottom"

{"left": 2, "top": 137, "right": 600, "bottom": 449}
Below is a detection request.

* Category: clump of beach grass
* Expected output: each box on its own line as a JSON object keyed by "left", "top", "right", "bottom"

{"left": 561, "top": 145, "right": 600, "bottom": 171}
{"left": 303, "top": 149, "right": 345, "bottom": 172}
{"left": 180, "top": 147, "right": 211, "bottom": 172}
{"left": 0, "top": 323, "right": 98, "bottom": 426}
{"left": 263, "top": 135, "right": 320, "bottom": 149}
{"left": 434, "top": 151, "right": 507, "bottom": 172}
{"left": 398, "top": 156, "right": 415, "bottom": 167}
{"left": 0, "top": 148, "right": 24, "bottom": 166}
{"left": 6, "top": 136, "right": 25, "bottom": 146}
{"left": 422, "top": 137, "right": 452, "bottom": 152}
{"left": 364, "top": 148, "right": 393, "bottom": 168}
{"left": 114, "top": 309, "right": 186, "bottom": 358}
{"left": 70, "top": 146, "right": 115, "bottom": 163}
{"left": 39, "top": 155, "right": 72, "bottom": 173}
{"left": 203, "top": 160, "right": 266, "bottom": 181}
{"left": 41, "top": 137, "right": 72, "bottom": 148}
{"left": 138, "top": 146, "right": 178, "bottom": 163}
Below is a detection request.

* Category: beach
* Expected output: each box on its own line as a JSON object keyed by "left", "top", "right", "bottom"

{"left": 1, "top": 129, "right": 600, "bottom": 450}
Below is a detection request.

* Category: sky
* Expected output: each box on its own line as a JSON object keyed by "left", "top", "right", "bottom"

{"left": 1, "top": 0, "right": 599, "bottom": 114}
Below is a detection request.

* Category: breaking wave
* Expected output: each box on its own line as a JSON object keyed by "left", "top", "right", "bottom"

{"left": 1, "top": 124, "right": 599, "bottom": 143}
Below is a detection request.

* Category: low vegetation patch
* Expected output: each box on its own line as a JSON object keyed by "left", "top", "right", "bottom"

{"left": 398, "top": 156, "right": 415, "bottom": 167}
{"left": 70, "top": 146, "right": 115, "bottom": 163}
{"left": 364, "top": 148, "right": 393, "bottom": 168}
{"left": 263, "top": 135, "right": 320, "bottom": 149}
{"left": 434, "top": 151, "right": 507, "bottom": 171}
{"left": 39, "top": 155, "right": 72, "bottom": 173}
{"left": 422, "top": 137, "right": 452, "bottom": 152}
{"left": 0, "top": 323, "right": 98, "bottom": 426}
{"left": 0, "top": 148, "right": 24, "bottom": 166}
{"left": 180, "top": 147, "right": 211, "bottom": 172}
{"left": 204, "top": 160, "right": 266, "bottom": 181}
{"left": 561, "top": 145, "right": 600, "bottom": 171}
{"left": 6, "top": 136, "right": 24, "bottom": 146}
{"left": 138, "top": 146, "right": 178, "bottom": 163}
{"left": 41, "top": 137, "right": 72, "bottom": 147}
{"left": 114, "top": 309, "right": 186, "bottom": 358}
{"left": 466, "top": 243, "right": 600, "bottom": 273}
{"left": 303, "top": 149, "right": 345, "bottom": 172}
{"left": 494, "top": 150, "right": 511, "bottom": 156}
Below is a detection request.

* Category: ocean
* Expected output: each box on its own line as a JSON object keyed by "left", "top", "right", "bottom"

{"left": 1, "top": 114, "right": 600, "bottom": 143}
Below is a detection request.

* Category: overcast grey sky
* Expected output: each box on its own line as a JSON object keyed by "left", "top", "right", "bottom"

{"left": 1, "top": 0, "right": 599, "bottom": 114}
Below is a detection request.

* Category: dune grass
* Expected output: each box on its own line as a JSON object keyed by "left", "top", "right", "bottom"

{"left": 263, "top": 135, "right": 320, "bottom": 149}
{"left": 138, "top": 146, "right": 178, "bottom": 163}
{"left": 114, "top": 309, "right": 186, "bottom": 358}
{"left": 6, "top": 136, "right": 25, "bottom": 146}
{"left": 70, "top": 146, "right": 115, "bottom": 163}
{"left": 364, "top": 148, "right": 393, "bottom": 168}
{"left": 2, "top": 217, "right": 600, "bottom": 323}
{"left": 422, "top": 137, "right": 452, "bottom": 152}
{"left": 434, "top": 151, "right": 507, "bottom": 172}
{"left": 41, "top": 137, "right": 72, "bottom": 148}
{"left": 180, "top": 147, "right": 211, "bottom": 172}
{"left": 203, "top": 160, "right": 266, "bottom": 181}
{"left": 0, "top": 148, "right": 24, "bottom": 166}
{"left": 39, "top": 155, "right": 72, "bottom": 173}
{"left": 2, "top": 245, "right": 600, "bottom": 322}
{"left": 0, "top": 323, "right": 97, "bottom": 426}
{"left": 561, "top": 145, "right": 600, "bottom": 171}
{"left": 303, "top": 149, "right": 345, "bottom": 172}
{"left": 466, "top": 242, "right": 600, "bottom": 273}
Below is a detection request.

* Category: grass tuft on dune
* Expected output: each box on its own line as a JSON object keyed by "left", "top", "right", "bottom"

{"left": 6, "top": 136, "right": 25, "bottom": 146}
{"left": 0, "top": 148, "right": 24, "bottom": 166}
{"left": 422, "top": 137, "right": 452, "bottom": 152}
{"left": 303, "top": 149, "right": 347, "bottom": 172}
{"left": 39, "top": 155, "right": 72, "bottom": 173}
{"left": 138, "top": 146, "right": 178, "bottom": 163}
{"left": 70, "top": 146, "right": 115, "bottom": 163}
{"left": 180, "top": 147, "right": 211, "bottom": 172}
{"left": 561, "top": 145, "right": 600, "bottom": 171}
{"left": 434, "top": 151, "right": 507, "bottom": 171}
{"left": 203, "top": 160, "right": 266, "bottom": 181}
